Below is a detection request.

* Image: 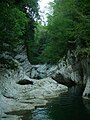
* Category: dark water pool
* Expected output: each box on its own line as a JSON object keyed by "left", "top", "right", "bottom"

{"left": 31, "top": 94, "right": 90, "bottom": 120}
{"left": 30, "top": 86, "right": 90, "bottom": 120}
{"left": 6, "top": 86, "right": 90, "bottom": 120}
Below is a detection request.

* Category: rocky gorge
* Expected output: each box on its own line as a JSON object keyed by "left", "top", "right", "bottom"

{"left": 30, "top": 50, "right": 90, "bottom": 99}
{"left": 0, "top": 45, "right": 90, "bottom": 120}
{"left": 0, "top": 46, "right": 68, "bottom": 119}
{"left": 0, "top": 0, "right": 90, "bottom": 119}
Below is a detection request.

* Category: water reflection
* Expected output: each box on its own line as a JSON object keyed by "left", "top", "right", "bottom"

{"left": 47, "top": 93, "right": 90, "bottom": 120}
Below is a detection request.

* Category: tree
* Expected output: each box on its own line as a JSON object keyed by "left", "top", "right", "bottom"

{"left": 0, "top": 0, "right": 39, "bottom": 58}
{"left": 40, "top": 0, "right": 90, "bottom": 64}
{"left": 0, "top": 0, "right": 38, "bottom": 67}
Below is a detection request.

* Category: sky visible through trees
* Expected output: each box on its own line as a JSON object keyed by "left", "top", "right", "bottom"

{"left": 38, "top": 0, "right": 53, "bottom": 24}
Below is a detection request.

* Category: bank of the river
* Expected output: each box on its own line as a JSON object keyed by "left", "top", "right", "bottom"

{"left": 5, "top": 89, "right": 90, "bottom": 120}
{"left": 0, "top": 68, "right": 67, "bottom": 120}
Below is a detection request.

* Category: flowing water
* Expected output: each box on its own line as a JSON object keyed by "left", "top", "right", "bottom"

{"left": 6, "top": 86, "right": 90, "bottom": 120}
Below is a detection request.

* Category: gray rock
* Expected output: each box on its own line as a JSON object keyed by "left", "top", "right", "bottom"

{"left": 0, "top": 67, "right": 67, "bottom": 119}
{"left": 30, "top": 50, "right": 90, "bottom": 100}
{"left": 30, "top": 64, "right": 57, "bottom": 79}
{"left": 14, "top": 45, "right": 32, "bottom": 76}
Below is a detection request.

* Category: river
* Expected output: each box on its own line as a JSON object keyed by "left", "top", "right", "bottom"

{"left": 31, "top": 93, "right": 90, "bottom": 120}
{"left": 6, "top": 86, "right": 90, "bottom": 120}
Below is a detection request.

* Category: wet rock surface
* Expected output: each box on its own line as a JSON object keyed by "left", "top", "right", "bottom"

{"left": 0, "top": 67, "right": 67, "bottom": 120}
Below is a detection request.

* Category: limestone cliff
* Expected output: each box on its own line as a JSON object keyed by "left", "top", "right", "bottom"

{"left": 30, "top": 50, "right": 90, "bottom": 99}
{"left": 52, "top": 50, "right": 90, "bottom": 99}
{"left": 0, "top": 45, "right": 32, "bottom": 76}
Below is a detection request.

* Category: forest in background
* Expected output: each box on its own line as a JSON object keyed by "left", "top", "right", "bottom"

{"left": 33, "top": 0, "right": 90, "bottom": 64}
{"left": 0, "top": 0, "right": 90, "bottom": 65}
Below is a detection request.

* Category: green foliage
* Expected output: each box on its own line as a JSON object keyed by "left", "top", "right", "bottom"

{"left": 0, "top": 0, "right": 39, "bottom": 56}
{"left": 0, "top": 0, "right": 89, "bottom": 65}
{"left": 37, "top": 0, "right": 90, "bottom": 63}
{"left": 40, "top": 0, "right": 75, "bottom": 63}
{"left": 27, "top": 23, "right": 49, "bottom": 64}
{"left": 0, "top": 0, "right": 38, "bottom": 64}
{"left": 34, "top": 24, "right": 49, "bottom": 54}
{"left": 0, "top": 58, "right": 19, "bottom": 69}
{"left": 0, "top": 1, "right": 27, "bottom": 52}
{"left": 78, "top": 47, "right": 90, "bottom": 57}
